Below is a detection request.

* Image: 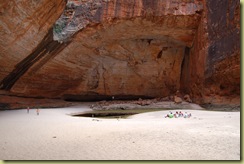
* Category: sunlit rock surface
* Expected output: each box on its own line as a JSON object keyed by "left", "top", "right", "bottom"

{"left": 0, "top": 0, "right": 240, "bottom": 108}
{"left": 0, "top": 0, "right": 66, "bottom": 82}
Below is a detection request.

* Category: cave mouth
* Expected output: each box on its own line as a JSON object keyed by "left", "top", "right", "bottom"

{"left": 63, "top": 94, "right": 154, "bottom": 102}
{"left": 71, "top": 108, "right": 169, "bottom": 119}
{"left": 0, "top": 0, "right": 203, "bottom": 100}
{"left": 73, "top": 111, "right": 136, "bottom": 119}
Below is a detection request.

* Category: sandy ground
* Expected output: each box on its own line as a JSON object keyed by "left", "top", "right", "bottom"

{"left": 0, "top": 103, "right": 240, "bottom": 160}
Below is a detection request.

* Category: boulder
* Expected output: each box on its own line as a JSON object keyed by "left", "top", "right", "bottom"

{"left": 184, "top": 94, "right": 192, "bottom": 103}
{"left": 174, "top": 96, "right": 183, "bottom": 104}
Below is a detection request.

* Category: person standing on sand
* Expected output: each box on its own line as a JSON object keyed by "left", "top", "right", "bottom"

{"left": 36, "top": 108, "right": 40, "bottom": 115}
{"left": 27, "top": 107, "right": 30, "bottom": 113}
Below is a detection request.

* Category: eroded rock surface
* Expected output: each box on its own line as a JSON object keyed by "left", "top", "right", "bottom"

{"left": 53, "top": 0, "right": 203, "bottom": 44}
{"left": 0, "top": 0, "right": 66, "bottom": 82}
{"left": 0, "top": 0, "right": 240, "bottom": 109}
{"left": 180, "top": 0, "right": 240, "bottom": 104}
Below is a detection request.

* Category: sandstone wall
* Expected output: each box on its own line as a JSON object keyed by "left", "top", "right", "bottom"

{"left": 181, "top": 0, "right": 240, "bottom": 104}
{"left": 0, "top": 0, "right": 66, "bottom": 82}
{"left": 0, "top": 0, "right": 240, "bottom": 107}
{"left": 180, "top": 0, "right": 208, "bottom": 102}
{"left": 204, "top": 0, "right": 240, "bottom": 105}
{"left": 0, "top": 0, "right": 203, "bottom": 101}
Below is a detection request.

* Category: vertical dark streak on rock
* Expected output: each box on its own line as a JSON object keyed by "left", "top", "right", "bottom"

{"left": 105, "top": 0, "right": 109, "bottom": 19}
{"left": 0, "top": 28, "right": 70, "bottom": 90}
{"left": 115, "top": 0, "right": 121, "bottom": 18}
{"left": 132, "top": 0, "right": 135, "bottom": 17}
{"left": 94, "top": 4, "right": 103, "bottom": 22}
{"left": 180, "top": 47, "right": 190, "bottom": 93}
{"left": 101, "top": 64, "right": 107, "bottom": 94}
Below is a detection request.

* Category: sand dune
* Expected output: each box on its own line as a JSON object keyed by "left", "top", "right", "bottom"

{"left": 0, "top": 103, "right": 240, "bottom": 160}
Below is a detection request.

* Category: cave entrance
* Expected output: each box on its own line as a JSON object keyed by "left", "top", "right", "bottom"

{"left": 71, "top": 108, "right": 168, "bottom": 119}
{"left": 72, "top": 111, "right": 136, "bottom": 119}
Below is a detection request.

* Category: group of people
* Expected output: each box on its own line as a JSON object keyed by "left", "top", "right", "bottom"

{"left": 27, "top": 107, "right": 40, "bottom": 115}
{"left": 165, "top": 111, "right": 191, "bottom": 118}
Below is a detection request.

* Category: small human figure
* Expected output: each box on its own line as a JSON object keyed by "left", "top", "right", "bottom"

{"left": 27, "top": 107, "right": 30, "bottom": 114}
{"left": 188, "top": 113, "right": 192, "bottom": 118}
{"left": 165, "top": 111, "right": 175, "bottom": 118}
{"left": 36, "top": 108, "right": 40, "bottom": 115}
{"left": 174, "top": 111, "right": 179, "bottom": 118}
{"left": 165, "top": 111, "right": 171, "bottom": 118}
{"left": 184, "top": 112, "right": 188, "bottom": 118}
{"left": 179, "top": 111, "right": 183, "bottom": 117}
{"left": 169, "top": 112, "right": 174, "bottom": 118}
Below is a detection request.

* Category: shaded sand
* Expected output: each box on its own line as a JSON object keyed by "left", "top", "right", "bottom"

{"left": 0, "top": 103, "right": 240, "bottom": 160}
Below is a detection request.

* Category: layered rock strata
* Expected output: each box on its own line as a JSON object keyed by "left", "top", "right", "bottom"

{"left": 0, "top": 0, "right": 240, "bottom": 108}
{"left": 0, "top": 0, "right": 66, "bottom": 82}
{"left": 180, "top": 0, "right": 240, "bottom": 104}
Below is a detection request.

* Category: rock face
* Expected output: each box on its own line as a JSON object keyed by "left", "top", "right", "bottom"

{"left": 0, "top": 0, "right": 66, "bottom": 82}
{"left": 0, "top": 0, "right": 240, "bottom": 108}
{"left": 180, "top": 0, "right": 240, "bottom": 104}
{"left": 203, "top": 0, "right": 240, "bottom": 104}
{"left": 174, "top": 96, "right": 182, "bottom": 104}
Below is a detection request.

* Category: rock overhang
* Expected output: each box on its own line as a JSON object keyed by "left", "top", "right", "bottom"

{"left": 53, "top": 0, "right": 203, "bottom": 47}
{"left": 0, "top": 0, "right": 204, "bottom": 99}
{"left": 0, "top": 0, "right": 239, "bottom": 106}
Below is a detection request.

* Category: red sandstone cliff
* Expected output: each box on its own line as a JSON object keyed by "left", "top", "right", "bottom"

{"left": 0, "top": 0, "right": 240, "bottom": 109}
{"left": 181, "top": 0, "right": 240, "bottom": 105}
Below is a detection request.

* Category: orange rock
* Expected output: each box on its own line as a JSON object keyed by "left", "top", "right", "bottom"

{"left": 0, "top": 0, "right": 240, "bottom": 107}
{"left": 184, "top": 94, "right": 192, "bottom": 103}
{"left": 174, "top": 96, "right": 182, "bottom": 104}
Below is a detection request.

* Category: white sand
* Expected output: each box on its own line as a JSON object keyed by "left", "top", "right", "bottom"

{"left": 0, "top": 103, "right": 240, "bottom": 160}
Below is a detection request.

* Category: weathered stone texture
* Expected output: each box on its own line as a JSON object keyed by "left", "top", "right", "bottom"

{"left": 0, "top": 0, "right": 66, "bottom": 82}
{"left": 0, "top": 0, "right": 240, "bottom": 108}
{"left": 1, "top": 0, "right": 203, "bottom": 100}
{"left": 203, "top": 0, "right": 240, "bottom": 104}
{"left": 181, "top": 0, "right": 240, "bottom": 104}
{"left": 53, "top": 0, "right": 203, "bottom": 43}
